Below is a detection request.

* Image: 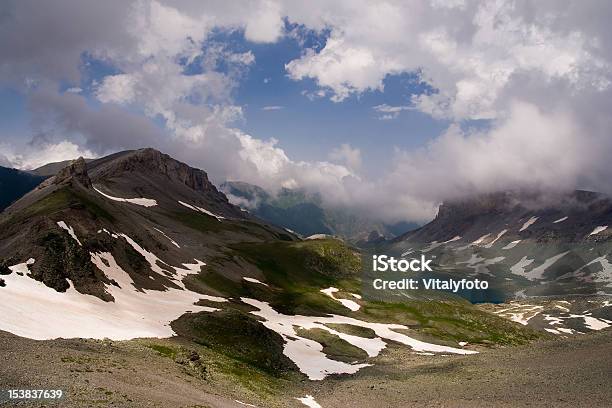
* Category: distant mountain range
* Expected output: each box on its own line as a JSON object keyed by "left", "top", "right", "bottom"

{"left": 0, "top": 148, "right": 610, "bottom": 407}
{"left": 386, "top": 190, "right": 612, "bottom": 300}
{"left": 0, "top": 159, "right": 95, "bottom": 211}
{"left": 221, "top": 180, "right": 417, "bottom": 244}
{"left": 0, "top": 166, "right": 46, "bottom": 211}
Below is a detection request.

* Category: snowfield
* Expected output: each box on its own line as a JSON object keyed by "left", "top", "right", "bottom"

{"left": 510, "top": 252, "right": 569, "bottom": 281}
{"left": 493, "top": 302, "right": 612, "bottom": 334}
{"left": 0, "top": 232, "right": 225, "bottom": 340}
{"left": 93, "top": 186, "right": 157, "bottom": 207}
{"left": 241, "top": 297, "right": 476, "bottom": 381}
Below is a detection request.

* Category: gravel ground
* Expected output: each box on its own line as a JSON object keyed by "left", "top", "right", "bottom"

{"left": 310, "top": 329, "right": 612, "bottom": 408}
{"left": 0, "top": 331, "right": 252, "bottom": 408}
{"left": 0, "top": 329, "right": 610, "bottom": 407}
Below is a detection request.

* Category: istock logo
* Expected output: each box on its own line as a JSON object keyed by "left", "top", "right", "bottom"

{"left": 367, "top": 252, "right": 489, "bottom": 293}
{"left": 372, "top": 254, "right": 433, "bottom": 272}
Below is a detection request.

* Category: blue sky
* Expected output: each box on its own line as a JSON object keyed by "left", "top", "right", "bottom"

{"left": 232, "top": 32, "right": 450, "bottom": 176}
{"left": 1, "top": 0, "right": 609, "bottom": 222}
{"left": 0, "top": 24, "right": 452, "bottom": 178}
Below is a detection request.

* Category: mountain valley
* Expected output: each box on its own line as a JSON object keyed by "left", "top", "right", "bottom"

{"left": 0, "top": 150, "right": 610, "bottom": 407}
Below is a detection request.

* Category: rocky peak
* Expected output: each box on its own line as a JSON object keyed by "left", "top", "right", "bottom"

{"left": 96, "top": 148, "right": 218, "bottom": 194}
{"left": 435, "top": 192, "right": 516, "bottom": 223}
{"left": 53, "top": 157, "right": 91, "bottom": 188}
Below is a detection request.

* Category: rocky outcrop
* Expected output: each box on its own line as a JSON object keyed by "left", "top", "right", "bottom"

{"left": 53, "top": 157, "right": 92, "bottom": 188}
{"left": 95, "top": 148, "right": 218, "bottom": 194}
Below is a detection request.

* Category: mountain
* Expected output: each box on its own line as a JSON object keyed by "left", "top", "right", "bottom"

{"left": 386, "top": 190, "right": 612, "bottom": 299}
{"left": 0, "top": 148, "right": 287, "bottom": 303}
{"left": 221, "top": 180, "right": 417, "bottom": 243}
{"left": 28, "top": 158, "right": 94, "bottom": 177}
{"left": 1, "top": 150, "right": 610, "bottom": 407}
{"left": 0, "top": 166, "right": 46, "bottom": 211}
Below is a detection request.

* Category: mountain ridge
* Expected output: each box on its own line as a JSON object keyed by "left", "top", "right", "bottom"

{"left": 0, "top": 166, "right": 46, "bottom": 212}
{"left": 387, "top": 189, "right": 612, "bottom": 299}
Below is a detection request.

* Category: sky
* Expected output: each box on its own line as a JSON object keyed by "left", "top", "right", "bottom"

{"left": 0, "top": 0, "right": 611, "bottom": 223}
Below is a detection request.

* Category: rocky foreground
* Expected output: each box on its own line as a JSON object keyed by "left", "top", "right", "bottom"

{"left": 1, "top": 328, "right": 610, "bottom": 408}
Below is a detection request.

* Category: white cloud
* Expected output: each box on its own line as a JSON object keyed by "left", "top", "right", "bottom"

{"left": 2, "top": 0, "right": 612, "bottom": 224}
{"left": 386, "top": 102, "right": 588, "bottom": 203}
{"left": 262, "top": 105, "right": 284, "bottom": 111}
{"left": 284, "top": 1, "right": 610, "bottom": 120}
{"left": 372, "top": 104, "right": 411, "bottom": 120}
{"left": 244, "top": 0, "right": 284, "bottom": 43}
{"left": 0, "top": 140, "right": 96, "bottom": 170}
{"left": 96, "top": 74, "right": 137, "bottom": 104}
{"left": 329, "top": 144, "right": 361, "bottom": 171}
{"left": 286, "top": 35, "right": 389, "bottom": 102}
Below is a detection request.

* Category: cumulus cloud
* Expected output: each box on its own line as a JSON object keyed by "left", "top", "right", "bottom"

{"left": 1, "top": 0, "right": 611, "bottom": 224}
{"left": 0, "top": 140, "right": 95, "bottom": 170}
{"left": 329, "top": 144, "right": 362, "bottom": 171}
{"left": 284, "top": 1, "right": 611, "bottom": 120}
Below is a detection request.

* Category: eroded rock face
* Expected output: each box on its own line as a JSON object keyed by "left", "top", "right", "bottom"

{"left": 53, "top": 157, "right": 92, "bottom": 188}
{"left": 99, "top": 148, "right": 218, "bottom": 194}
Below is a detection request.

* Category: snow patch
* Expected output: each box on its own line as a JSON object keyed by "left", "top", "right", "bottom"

{"left": 511, "top": 252, "right": 569, "bottom": 280}
{"left": 243, "top": 277, "right": 269, "bottom": 287}
{"left": 305, "top": 234, "right": 331, "bottom": 240}
{"left": 321, "top": 287, "right": 360, "bottom": 311}
{"left": 57, "top": 221, "right": 82, "bottom": 246}
{"left": 8, "top": 258, "right": 35, "bottom": 275}
{"left": 0, "top": 251, "right": 224, "bottom": 340}
{"left": 519, "top": 216, "right": 538, "bottom": 232}
{"left": 153, "top": 227, "right": 180, "bottom": 248}
{"left": 235, "top": 401, "right": 258, "bottom": 407}
{"left": 296, "top": 395, "right": 322, "bottom": 408}
{"left": 494, "top": 304, "right": 543, "bottom": 325}
{"left": 544, "top": 328, "right": 560, "bottom": 334}
{"left": 580, "top": 315, "right": 611, "bottom": 330}
{"left": 589, "top": 225, "right": 608, "bottom": 236}
{"left": 178, "top": 201, "right": 224, "bottom": 221}
{"left": 525, "top": 252, "right": 570, "bottom": 280}
{"left": 502, "top": 240, "right": 521, "bottom": 250}
{"left": 471, "top": 233, "right": 490, "bottom": 245}
{"left": 400, "top": 248, "right": 414, "bottom": 257}
{"left": 484, "top": 229, "right": 508, "bottom": 248}
{"left": 241, "top": 298, "right": 476, "bottom": 381}
{"left": 94, "top": 186, "right": 157, "bottom": 207}
{"left": 553, "top": 216, "right": 568, "bottom": 223}
{"left": 422, "top": 236, "right": 460, "bottom": 253}
{"left": 458, "top": 254, "right": 505, "bottom": 276}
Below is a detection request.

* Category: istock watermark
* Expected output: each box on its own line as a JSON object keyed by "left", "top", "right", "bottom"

{"left": 363, "top": 252, "right": 491, "bottom": 301}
